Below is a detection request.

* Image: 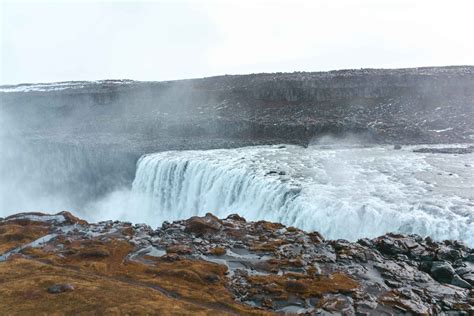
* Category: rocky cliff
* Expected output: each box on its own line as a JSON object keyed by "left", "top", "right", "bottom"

{"left": 1, "top": 212, "right": 473, "bottom": 314}
{"left": 2, "top": 66, "right": 474, "bottom": 148}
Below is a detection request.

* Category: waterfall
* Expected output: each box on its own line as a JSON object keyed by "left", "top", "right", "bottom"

{"left": 126, "top": 145, "right": 474, "bottom": 245}
{"left": 131, "top": 150, "right": 301, "bottom": 224}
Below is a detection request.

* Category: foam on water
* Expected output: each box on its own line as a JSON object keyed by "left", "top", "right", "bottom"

{"left": 91, "top": 144, "right": 474, "bottom": 245}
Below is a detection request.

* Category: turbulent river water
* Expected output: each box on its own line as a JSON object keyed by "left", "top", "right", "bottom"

{"left": 89, "top": 144, "right": 474, "bottom": 246}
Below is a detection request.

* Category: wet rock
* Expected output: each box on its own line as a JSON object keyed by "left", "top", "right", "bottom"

{"left": 184, "top": 213, "right": 222, "bottom": 236}
{"left": 374, "top": 235, "right": 407, "bottom": 255}
{"left": 59, "top": 211, "right": 88, "bottom": 225}
{"left": 47, "top": 283, "right": 74, "bottom": 294}
{"left": 308, "top": 231, "right": 325, "bottom": 243}
{"left": 461, "top": 273, "right": 474, "bottom": 285}
{"left": 430, "top": 261, "right": 455, "bottom": 283}
{"left": 451, "top": 275, "right": 472, "bottom": 289}
{"left": 2, "top": 211, "right": 474, "bottom": 315}
{"left": 225, "top": 214, "right": 246, "bottom": 222}
{"left": 436, "top": 246, "right": 462, "bottom": 261}
{"left": 319, "top": 294, "right": 354, "bottom": 314}
{"left": 455, "top": 267, "right": 471, "bottom": 276}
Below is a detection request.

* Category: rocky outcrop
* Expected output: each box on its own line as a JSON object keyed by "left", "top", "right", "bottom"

{"left": 1, "top": 212, "right": 473, "bottom": 314}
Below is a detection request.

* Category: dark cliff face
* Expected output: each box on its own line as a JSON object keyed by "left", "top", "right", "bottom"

{"left": 1, "top": 66, "right": 473, "bottom": 214}
{"left": 2, "top": 66, "right": 474, "bottom": 147}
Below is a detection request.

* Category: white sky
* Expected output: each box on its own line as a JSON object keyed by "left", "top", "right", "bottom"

{"left": 1, "top": 0, "right": 473, "bottom": 84}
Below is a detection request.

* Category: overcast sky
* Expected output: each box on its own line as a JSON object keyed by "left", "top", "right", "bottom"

{"left": 1, "top": 0, "right": 473, "bottom": 84}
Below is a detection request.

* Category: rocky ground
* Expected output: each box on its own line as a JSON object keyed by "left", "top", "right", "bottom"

{"left": 1, "top": 212, "right": 473, "bottom": 315}
{"left": 413, "top": 146, "right": 474, "bottom": 154}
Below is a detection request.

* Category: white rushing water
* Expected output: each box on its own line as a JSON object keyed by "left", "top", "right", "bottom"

{"left": 91, "top": 144, "right": 474, "bottom": 245}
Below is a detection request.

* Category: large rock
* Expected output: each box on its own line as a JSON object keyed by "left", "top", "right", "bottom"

{"left": 184, "top": 213, "right": 223, "bottom": 237}
{"left": 47, "top": 283, "right": 74, "bottom": 294}
{"left": 430, "top": 261, "right": 455, "bottom": 283}
{"left": 461, "top": 273, "right": 474, "bottom": 286}
{"left": 451, "top": 275, "right": 472, "bottom": 289}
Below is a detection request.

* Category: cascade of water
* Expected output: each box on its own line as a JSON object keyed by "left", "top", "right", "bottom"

{"left": 127, "top": 145, "right": 474, "bottom": 245}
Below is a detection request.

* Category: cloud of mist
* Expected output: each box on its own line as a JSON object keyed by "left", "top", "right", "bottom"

{"left": 0, "top": 77, "right": 223, "bottom": 219}
{"left": 309, "top": 131, "right": 378, "bottom": 147}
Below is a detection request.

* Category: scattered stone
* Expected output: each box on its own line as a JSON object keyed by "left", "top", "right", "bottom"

{"left": 47, "top": 283, "right": 74, "bottom": 294}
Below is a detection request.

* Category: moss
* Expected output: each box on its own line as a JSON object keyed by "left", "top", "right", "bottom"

{"left": 208, "top": 247, "right": 227, "bottom": 256}
{"left": 245, "top": 272, "right": 358, "bottom": 299}
{"left": 250, "top": 239, "right": 288, "bottom": 252}
{"left": 0, "top": 233, "right": 268, "bottom": 315}
{"left": 0, "top": 221, "right": 50, "bottom": 253}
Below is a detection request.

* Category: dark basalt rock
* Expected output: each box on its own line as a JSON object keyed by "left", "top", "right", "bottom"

{"left": 413, "top": 146, "right": 474, "bottom": 154}
{"left": 47, "top": 283, "right": 75, "bottom": 294}
{"left": 225, "top": 214, "right": 246, "bottom": 222}
{"left": 461, "top": 273, "right": 474, "bottom": 285}
{"left": 430, "top": 261, "right": 456, "bottom": 283}
{"left": 451, "top": 275, "right": 472, "bottom": 289}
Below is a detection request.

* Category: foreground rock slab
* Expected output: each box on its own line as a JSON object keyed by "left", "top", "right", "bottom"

{"left": 0, "top": 212, "right": 473, "bottom": 315}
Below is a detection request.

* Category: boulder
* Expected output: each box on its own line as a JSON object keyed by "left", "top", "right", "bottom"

{"left": 430, "top": 261, "right": 455, "bottom": 283}
{"left": 461, "top": 273, "right": 474, "bottom": 286}
{"left": 226, "top": 214, "right": 246, "bottom": 222}
{"left": 47, "top": 283, "right": 74, "bottom": 294}
{"left": 184, "top": 213, "right": 222, "bottom": 237}
{"left": 451, "top": 275, "right": 472, "bottom": 289}
{"left": 374, "top": 235, "right": 407, "bottom": 255}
